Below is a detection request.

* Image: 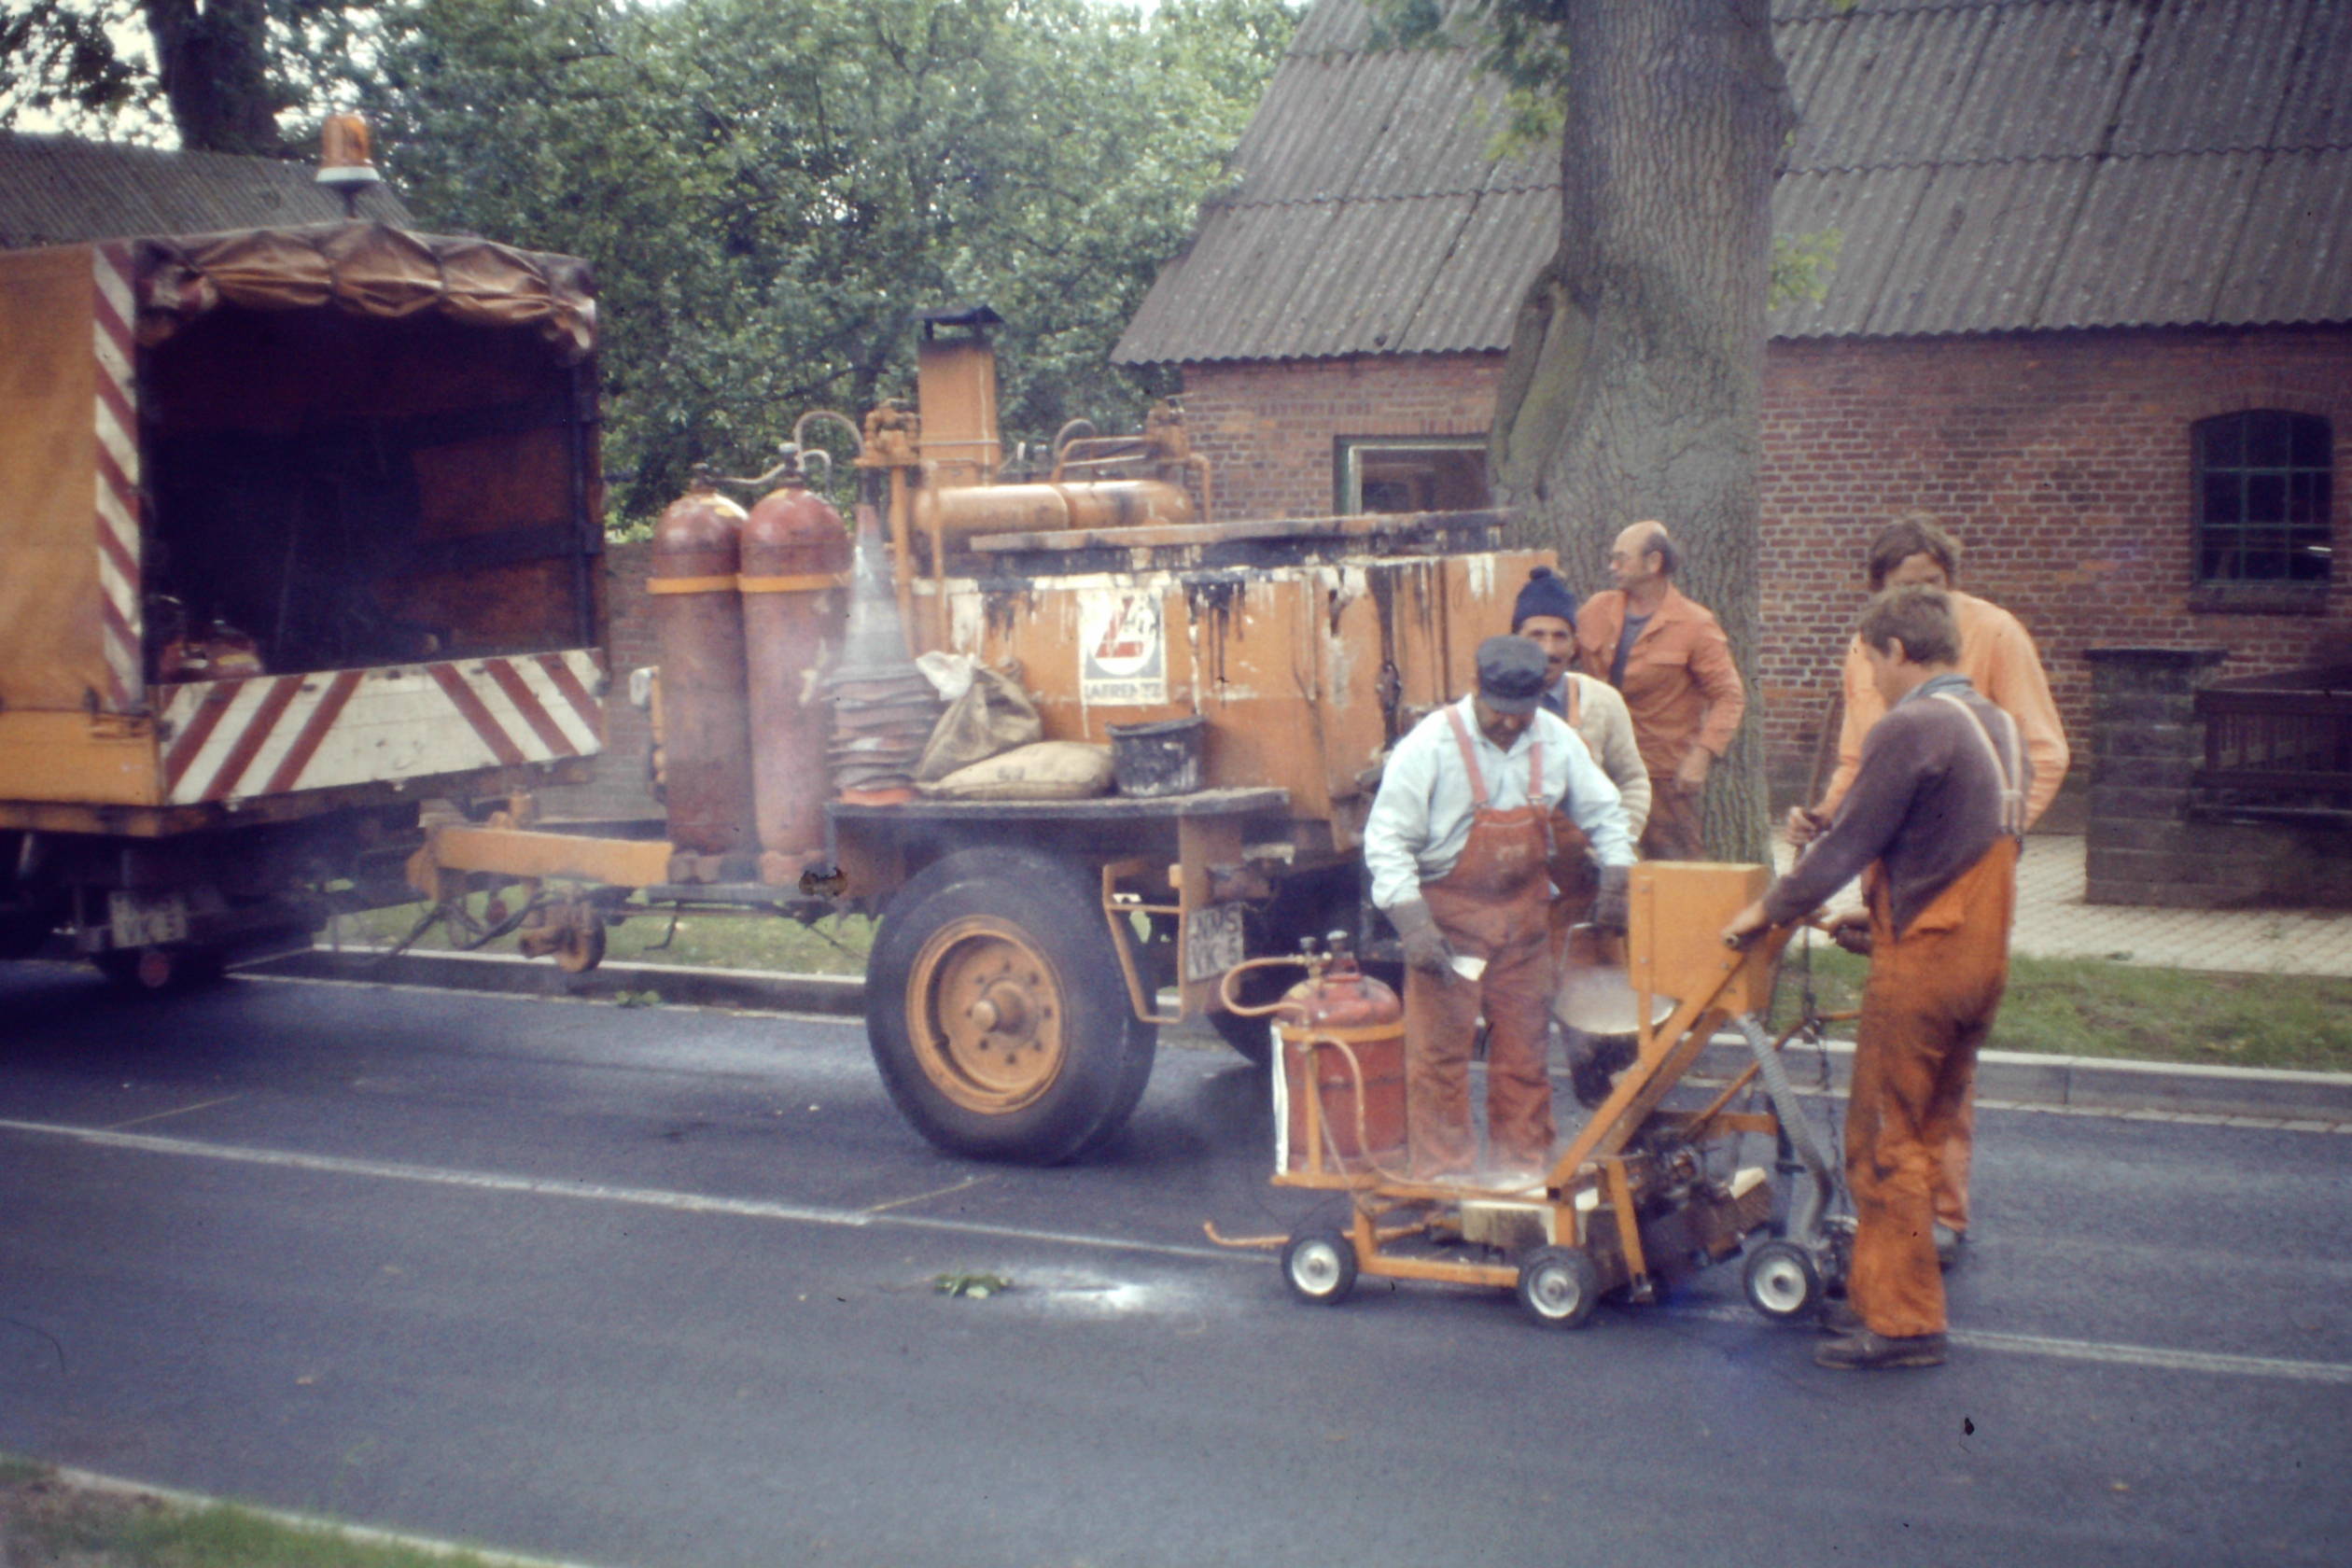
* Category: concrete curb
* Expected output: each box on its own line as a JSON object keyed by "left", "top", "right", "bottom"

{"left": 249, "top": 946, "right": 2352, "bottom": 1128}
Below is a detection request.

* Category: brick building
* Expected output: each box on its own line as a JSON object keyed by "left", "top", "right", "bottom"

{"left": 1113, "top": 0, "right": 2352, "bottom": 798}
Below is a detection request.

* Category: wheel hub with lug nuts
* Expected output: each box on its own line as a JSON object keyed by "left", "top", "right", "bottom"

{"left": 908, "top": 917, "right": 1067, "bottom": 1113}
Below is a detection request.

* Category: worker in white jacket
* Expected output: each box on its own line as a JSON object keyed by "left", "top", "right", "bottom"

{"left": 1363, "top": 637, "right": 1636, "bottom": 1182}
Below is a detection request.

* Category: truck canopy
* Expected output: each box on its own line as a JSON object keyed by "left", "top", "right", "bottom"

{"left": 0, "top": 221, "right": 607, "bottom": 814}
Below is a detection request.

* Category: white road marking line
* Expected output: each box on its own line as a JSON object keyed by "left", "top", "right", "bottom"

{"left": 1669, "top": 1304, "right": 2352, "bottom": 1385}
{"left": 0, "top": 1118, "right": 1234, "bottom": 1263}
{"left": 10, "top": 1115, "right": 2348, "bottom": 1383}
{"left": 103, "top": 1094, "right": 242, "bottom": 1131}
{"left": 48, "top": 1463, "right": 610, "bottom": 1568}
{"left": 863, "top": 1172, "right": 993, "bottom": 1213}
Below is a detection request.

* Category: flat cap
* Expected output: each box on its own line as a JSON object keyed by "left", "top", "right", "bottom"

{"left": 1475, "top": 636, "right": 1548, "bottom": 714}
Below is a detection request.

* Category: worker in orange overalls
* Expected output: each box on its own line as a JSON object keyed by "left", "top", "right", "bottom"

{"left": 1575, "top": 523, "right": 1744, "bottom": 860}
{"left": 1724, "top": 585, "right": 2029, "bottom": 1371}
{"left": 1786, "top": 512, "right": 2067, "bottom": 1268}
{"left": 1365, "top": 637, "right": 1636, "bottom": 1183}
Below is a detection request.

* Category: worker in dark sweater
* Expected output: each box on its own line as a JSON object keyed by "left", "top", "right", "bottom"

{"left": 1721, "top": 586, "right": 2028, "bottom": 1371}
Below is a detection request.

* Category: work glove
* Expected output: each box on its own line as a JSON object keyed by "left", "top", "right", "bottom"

{"left": 1827, "top": 910, "right": 1874, "bottom": 957}
{"left": 1388, "top": 899, "right": 1455, "bottom": 977}
{"left": 1590, "top": 864, "right": 1631, "bottom": 934}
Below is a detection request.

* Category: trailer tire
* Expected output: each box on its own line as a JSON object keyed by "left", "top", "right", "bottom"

{"left": 91, "top": 945, "right": 225, "bottom": 994}
{"left": 868, "top": 847, "right": 1155, "bottom": 1164}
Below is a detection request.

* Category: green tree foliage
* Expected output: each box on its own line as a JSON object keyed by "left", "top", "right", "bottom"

{"left": 0, "top": 0, "right": 385, "bottom": 150}
{"left": 367, "top": 0, "right": 1296, "bottom": 523}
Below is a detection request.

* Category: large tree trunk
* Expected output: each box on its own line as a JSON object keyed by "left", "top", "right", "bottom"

{"left": 1490, "top": 0, "right": 1792, "bottom": 860}
{"left": 143, "top": 0, "right": 284, "bottom": 154}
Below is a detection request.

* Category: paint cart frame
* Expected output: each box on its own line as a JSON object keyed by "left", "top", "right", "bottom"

{"left": 1215, "top": 861, "right": 1850, "bottom": 1329}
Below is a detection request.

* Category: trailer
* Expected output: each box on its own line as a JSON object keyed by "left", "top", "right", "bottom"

{"left": 413, "top": 310, "right": 1563, "bottom": 1162}
{"left": 0, "top": 220, "right": 609, "bottom": 985}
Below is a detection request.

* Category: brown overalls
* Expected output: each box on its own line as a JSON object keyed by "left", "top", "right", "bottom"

{"left": 1844, "top": 697, "right": 2023, "bottom": 1339}
{"left": 1403, "top": 709, "right": 1559, "bottom": 1177}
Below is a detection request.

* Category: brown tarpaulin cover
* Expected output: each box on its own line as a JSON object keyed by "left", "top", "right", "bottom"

{"left": 135, "top": 222, "right": 596, "bottom": 361}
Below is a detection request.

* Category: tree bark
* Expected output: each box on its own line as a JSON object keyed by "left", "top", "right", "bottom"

{"left": 143, "top": 0, "right": 284, "bottom": 154}
{"left": 1489, "top": 0, "right": 1792, "bottom": 859}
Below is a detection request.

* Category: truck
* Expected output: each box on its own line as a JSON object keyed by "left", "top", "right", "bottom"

{"left": 411, "top": 303, "right": 1558, "bottom": 1163}
{"left": 0, "top": 219, "right": 610, "bottom": 987}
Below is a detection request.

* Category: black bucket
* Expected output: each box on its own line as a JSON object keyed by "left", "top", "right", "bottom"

{"left": 1107, "top": 716, "right": 1206, "bottom": 797}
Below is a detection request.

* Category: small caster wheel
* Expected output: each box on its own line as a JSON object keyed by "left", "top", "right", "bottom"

{"left": 1743, "top": 1239, "right": 1823, "bottom": 1323}
{"left": 1280, "top": 1229, "right": 1359, "bottom": 1307}
{"left": 1515, "top": 1246, "right": 1601, "bottom": 1329}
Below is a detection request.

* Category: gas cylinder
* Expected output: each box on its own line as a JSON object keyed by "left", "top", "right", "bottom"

{"left": 1275, "top": 933, "right": 1408, "bottom": 1173}
{"left": 650, "top": 470, "right": 756, "bottom": 877}
{"left": 740, "top": 453, "right": 850, "bottom": 884}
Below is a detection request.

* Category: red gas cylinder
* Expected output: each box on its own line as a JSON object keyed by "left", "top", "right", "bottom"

{"left": 650, "top": 472, "right": 756, "bottom": 877}
{"left": 740, "top": 457, "right": 850, "bottom": 884}
{"left": 1276, "top": 939, "right": 1407, "bottom": 1173}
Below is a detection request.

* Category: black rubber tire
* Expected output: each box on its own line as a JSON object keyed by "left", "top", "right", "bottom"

{"left": 867, "top": 847, "right": 1155, "bottom": 1164}
{"left": 1742, "top": 1239, "right": 1824, "bottom": 1323}
{"left": 1207, "top": 977, "right": 1281, "bottom": 1067}
{"left": 1515, "top": 1246, "right": 1602, "bottom": 1329}
{"left": 1280, "top": 1229, "right": 1359, "bottom": 1306}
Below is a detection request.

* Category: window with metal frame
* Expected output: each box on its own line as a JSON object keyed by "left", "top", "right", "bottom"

{"left": 2192, "top": 410, "right": 2332, "bottom": 587}
{"left": 1334, "top": 436, "right": 1491, "bottom": 515}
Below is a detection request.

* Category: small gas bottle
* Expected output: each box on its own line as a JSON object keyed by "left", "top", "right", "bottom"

{"left": 1276, "top": 932, "right": 1407, "bottom": 1175}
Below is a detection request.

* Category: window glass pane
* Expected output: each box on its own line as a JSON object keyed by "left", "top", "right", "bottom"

{"left": 2289, "top": 414, "right": 2331, "bottom": 469}
{"left": 2202, "top": 542, "right": 2236, "bottom": 581}
{"left": 2290, "top": 544, "right": 2329, "bottom": 581}
{"left": 2288, "top": 470, "right": 2320, "bottom": 524}
{"left": 2203, "top": 472, "right": 2242, "bottom": 523}
{"left": 2246, "top": 413, "right": 2290, "bottom": 468}
{"left": 2247, "top": 473, "right": 2287, "bottom": 524}
{"left": 2201, "top": 416, "right": 2242, "bottom": 469}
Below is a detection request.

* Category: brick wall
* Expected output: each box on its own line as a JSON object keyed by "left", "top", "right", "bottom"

{"left": 1182, "top": 327, "right": 2352, "bottom": 791}
{"left": 1183, "top": 354, "right": 1506, "bottom": 520}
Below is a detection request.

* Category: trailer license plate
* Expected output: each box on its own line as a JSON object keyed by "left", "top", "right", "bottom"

{"left": 109, "top": 891, "right": 189, "bottom": 948}
{"left": 1185, "top": 902, "right": 1246, "bottom": 983}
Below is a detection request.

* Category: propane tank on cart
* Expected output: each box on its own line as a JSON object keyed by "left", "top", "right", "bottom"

{"left": 1273, "top": 932, "right": 1407, "bottom": 1174}
{"left": 740, "top": 448, "right": 850, "bottom": 885}
{"left": 650, "top": 469, "right": 756, "bottom": 880}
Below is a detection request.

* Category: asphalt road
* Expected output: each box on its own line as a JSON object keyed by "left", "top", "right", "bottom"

{"left": 2, "top": 960, "right": 2346, "bottom": 1568}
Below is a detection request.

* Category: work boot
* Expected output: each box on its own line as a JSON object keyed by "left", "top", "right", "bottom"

{"left": 1813, "top": 1329, "right": 1947, "bottom": 1371}
{"left": 1935, "top": 1223, "right": 1965, "bottom": 1270}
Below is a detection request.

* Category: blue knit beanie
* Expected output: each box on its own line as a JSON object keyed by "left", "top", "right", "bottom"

{"left": 1511, "top": 566, "right": 1579, "bottom": 631}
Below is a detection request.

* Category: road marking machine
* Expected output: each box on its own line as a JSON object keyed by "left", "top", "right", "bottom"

{"left": 1211, "top": 861, "right": 1851, "bottom": 1330}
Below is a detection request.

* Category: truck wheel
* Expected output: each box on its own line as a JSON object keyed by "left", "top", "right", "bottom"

{"left": 1207, "top": 974, "right": 1279, "bottom": 1067}
{"left": 868, "top": 847, "right": 1155, "bottom": 1164}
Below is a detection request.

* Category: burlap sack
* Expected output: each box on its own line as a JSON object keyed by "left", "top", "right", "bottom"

{"left": 920, "top": 741, "right": 1114, "bottom": 800}
{"left": 914, "top": 663, "right": 1043, "bottom": 783}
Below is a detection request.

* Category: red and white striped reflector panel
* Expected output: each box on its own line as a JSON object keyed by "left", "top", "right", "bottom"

{"left": 157, "top": 650, "right": 607, "bottom": 806}
{"left": 92, "top": 243, "right": 143, "bottom": 713}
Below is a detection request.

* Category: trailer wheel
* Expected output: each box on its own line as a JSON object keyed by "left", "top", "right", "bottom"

{"left": 1281, "top": 1229, "right": 1359, "bottom": 1306}
{"left": 1515, "top": 1246, "right": 1601, "bottom": 1329}
{"left": 868, "top": 847, "right": 1155, "bottom": 1164}
{"left": 1742, "top": 1239, "right": 1823, "bottom": 1323}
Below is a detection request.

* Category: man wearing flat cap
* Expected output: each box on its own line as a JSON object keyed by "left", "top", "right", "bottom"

{"left": 1365, "top": 636, "right": 1637, "bottom": 1182}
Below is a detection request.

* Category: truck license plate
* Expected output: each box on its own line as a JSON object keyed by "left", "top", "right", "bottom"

{"left": 1184, "top": 902, "right": 1246, "bottom": 984}
{"left": 109, "top": 891, "right": 189, "bottom": 948}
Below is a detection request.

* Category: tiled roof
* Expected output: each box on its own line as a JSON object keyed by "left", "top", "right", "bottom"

{"left": 1115, "top": 0, "right": 2352, "bottom": 364}
{"left": 0, "top": 131, "right": 410, "bottom": 249}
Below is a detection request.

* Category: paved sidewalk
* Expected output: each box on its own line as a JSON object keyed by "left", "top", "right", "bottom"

{"left": 1780, "top": 833, "right": 2352, "bottom": 978}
